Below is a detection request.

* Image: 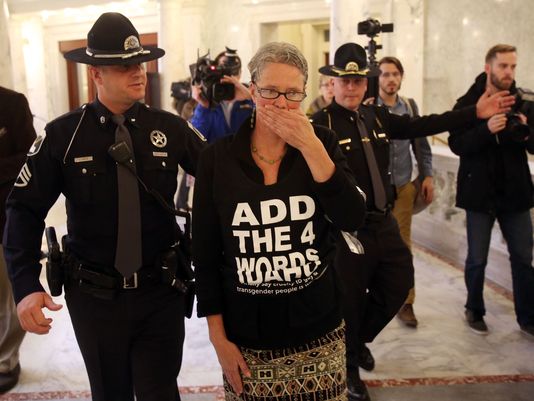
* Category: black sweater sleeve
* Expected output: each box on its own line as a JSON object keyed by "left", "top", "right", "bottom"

{"left": 192, "top": 145, "right": 225, "bottom": 317}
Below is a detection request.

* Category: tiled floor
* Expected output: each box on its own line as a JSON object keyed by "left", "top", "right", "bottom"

{"left": 1, "top": 198, "right": 533, "bottom": 400}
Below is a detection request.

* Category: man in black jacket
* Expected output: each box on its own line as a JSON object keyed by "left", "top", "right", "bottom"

{"left": 311, "top": 42, "right": 514, "bottom": 401}
{"left": 449, "top": 44, "right": 534, "bottom": 338}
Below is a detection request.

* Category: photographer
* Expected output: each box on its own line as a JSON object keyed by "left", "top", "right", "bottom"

{"left": 449, "top": 44, "right": 534, "bottom": 337}
{"left": 191, "top": 48, "right": 253, "bottom": 143}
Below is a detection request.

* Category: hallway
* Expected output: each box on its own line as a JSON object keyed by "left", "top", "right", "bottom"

{"left": 1, "top": 199, "right": 533, "bottom": 401}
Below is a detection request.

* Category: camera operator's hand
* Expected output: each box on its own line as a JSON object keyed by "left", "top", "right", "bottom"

{"left": 487, "top": 113, "right": 507, "bottom": 134}
{"left": 191, "top": 84, "right": 210, "bottom": 109}
{"left": 476, "top": 89, "right": 515, "bottom": 119}
{"left": 221, "top": 75, "right": 251, "bottom": 101}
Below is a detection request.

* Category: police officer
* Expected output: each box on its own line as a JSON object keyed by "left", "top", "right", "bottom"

{"left": 3, "top": 13, "right": 205, "bottom": 401}
{"left": 310, "top": 43, "right": 514, "bottom": 401}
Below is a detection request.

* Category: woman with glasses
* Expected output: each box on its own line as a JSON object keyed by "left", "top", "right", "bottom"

{"left": 192, "top": 42, "right": 366, "bottom": 401}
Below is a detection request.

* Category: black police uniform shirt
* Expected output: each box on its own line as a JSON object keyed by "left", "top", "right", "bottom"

{"left": 192, "top": 117, "right": 366, "bottom": 349}
{"left": 3, "top": 99, "right": 206, "bottom": 304}
{"left": 310, "top": 100, "right": 477, "bottom": 211}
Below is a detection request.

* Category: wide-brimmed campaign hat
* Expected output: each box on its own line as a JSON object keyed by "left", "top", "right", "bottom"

{"left": 319, "top": 43, "right": 372, "bottom": 77}
{"left": 64, "top": 12, "right": 165, "bottom": 65}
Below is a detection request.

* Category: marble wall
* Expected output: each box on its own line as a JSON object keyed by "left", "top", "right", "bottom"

{"left": 5, "top": 0, "right": 534, "bottom": 118}
{"left": 423, "top": 0, "right": 534, "bottom": 115}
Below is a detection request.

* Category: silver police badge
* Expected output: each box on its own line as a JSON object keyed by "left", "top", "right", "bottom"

{"left": 124, "top": 35, "right": 140, "bottom": 51}
{"left": 150, "top": 130, "right": 167, "bottom": 148}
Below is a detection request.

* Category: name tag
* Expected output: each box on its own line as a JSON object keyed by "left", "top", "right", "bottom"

{"left": 153, "top": 151, "right": 168, "bottom": 157}
{"left": 339, "top": 138, "right": 351, "bottom": 145}
{"left": 74, "top": 156, "right": 94, "bottom": 163}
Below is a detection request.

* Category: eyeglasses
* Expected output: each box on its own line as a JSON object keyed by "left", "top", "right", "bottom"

{"left": 253, "top": 84, "right": 307, "bottom": 102}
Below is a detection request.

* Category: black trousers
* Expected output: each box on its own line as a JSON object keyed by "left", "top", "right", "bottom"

{"left": 65, "top": 280, "right": 185, "bottom": 401}
{"left": 335, "top": 213, "right": 414, "bottom": 371}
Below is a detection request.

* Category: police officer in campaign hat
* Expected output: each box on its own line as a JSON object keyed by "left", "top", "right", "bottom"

{"left": 3, "top": 12, "right": 205, "bottom": 401}
{"left": 311, "top": 42, "right": 514, "bottom": 401}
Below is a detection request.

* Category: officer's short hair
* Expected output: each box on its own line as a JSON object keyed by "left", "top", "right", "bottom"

{"left": 378, "top": 56, "right": 404, "bottom": 76}
{"left": 248, "top": 42, "right": 308, "bottom": 85}
{"left": 485, "top": 44, "right": 516, "bottom": 63}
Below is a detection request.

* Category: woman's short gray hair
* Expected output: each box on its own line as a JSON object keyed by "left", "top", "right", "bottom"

{"left": 248, "top": 42, "right": 308, "bottom": 85}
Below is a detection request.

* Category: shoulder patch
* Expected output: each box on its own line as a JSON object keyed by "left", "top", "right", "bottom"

{"left": 187, "top": 121, "right": 207, "bottom": 142}
{"left": 14, "top": 163, "right": 31, "bottom": 187}
{"left": 28, "top": 134, "right": 45, "bottom": 156}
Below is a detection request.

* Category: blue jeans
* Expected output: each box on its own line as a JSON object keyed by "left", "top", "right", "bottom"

{"left": 465, "top": 210, "right": 534, "bottom": 327}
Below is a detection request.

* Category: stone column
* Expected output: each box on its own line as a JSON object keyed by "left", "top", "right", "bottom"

{"left": 159, "top": 0, "right": 186, "bottom": 112}
{"left": 329, "top": 0, "right": 367, "bottom": 60}
{"left": 391, "top": 0, "right": 425, "bottom": 110}
{"left": 159, "top": 0, "right": 208, "bottom": 112}
{"left": 0, "top": 0, "right": 14, "bottom": 88}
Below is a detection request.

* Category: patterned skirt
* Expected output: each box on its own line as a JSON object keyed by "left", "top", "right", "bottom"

{"left": 224, "top": 323, "right": 347, "bottom": 401}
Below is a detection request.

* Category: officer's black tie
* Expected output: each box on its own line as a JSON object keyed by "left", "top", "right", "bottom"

{"left": 111, "top": 114, "right": 142, "bottom": 278}
{"left": 356, "top": 112, "right": 387, "bottom": 211}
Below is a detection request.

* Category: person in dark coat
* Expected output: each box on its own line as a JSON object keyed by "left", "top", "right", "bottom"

{"left": 0, "top": 86, "right": 36, "bottom": 393}
{"left": 449, "top": 44, "right": 534, "bottom": 337}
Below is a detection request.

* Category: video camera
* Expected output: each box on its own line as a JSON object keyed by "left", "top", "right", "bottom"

{"left": 190, "top": 47, "right": 241, "bottom": 107}
{"left": 505, "top": 88, "right": 534, "bottom": 142}
{"left": 357, "top": 18, "right": 394, "bottom": 101}
{"left": 170, "top": 80, "right": 192, "bottom": 101}
{"left": 357, "top": 19, "right": 394, "bottom": 38}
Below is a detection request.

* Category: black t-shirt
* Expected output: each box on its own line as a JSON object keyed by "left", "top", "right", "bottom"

{"left": 193, "top": 116, "right": 366, "bottom": 349}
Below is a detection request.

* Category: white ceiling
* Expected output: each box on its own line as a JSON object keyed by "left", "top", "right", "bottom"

{"left": 6, "top": 0, "right": 122, "bottom": 14}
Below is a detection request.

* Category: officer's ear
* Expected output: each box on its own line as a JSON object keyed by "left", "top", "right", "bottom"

{"left": 88, "top": 65, "right": 102, "bottom": 85}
